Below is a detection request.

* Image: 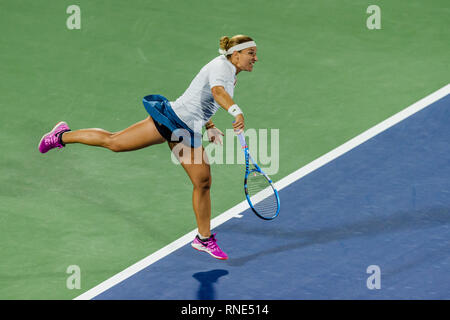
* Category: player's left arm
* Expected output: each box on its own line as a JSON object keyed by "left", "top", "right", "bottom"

{"left": 204, "top": 119, "right": 224, "bottom": 145}
{"left": 204, "top": 119, "right": 215, "bottom": 130}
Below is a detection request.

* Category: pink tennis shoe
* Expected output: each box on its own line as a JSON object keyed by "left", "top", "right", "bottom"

{"left": 191, "top": 233, "right": 228, "bottom": 260}
{"left": 38, "top": 121, "right": 71, "bottom": 153}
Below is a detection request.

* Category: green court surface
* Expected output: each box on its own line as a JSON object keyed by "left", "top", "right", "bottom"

{"left": 0, "top": 0, "right": 448, "bottom": 299}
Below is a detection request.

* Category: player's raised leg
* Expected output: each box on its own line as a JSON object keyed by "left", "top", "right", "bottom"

{"left": 39, "top": 116, "right": 166, "bottom": 153}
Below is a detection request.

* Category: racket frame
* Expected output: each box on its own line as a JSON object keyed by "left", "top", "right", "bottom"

{"left": 238, "top": 133, "right": 281, "bottom": 220}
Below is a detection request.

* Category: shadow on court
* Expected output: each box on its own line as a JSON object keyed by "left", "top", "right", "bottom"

{"left": 192, "top": 269, "right": 229, "bottom": 300}
{"left": 222, "top": 206, "right": 450, "bottom": 267}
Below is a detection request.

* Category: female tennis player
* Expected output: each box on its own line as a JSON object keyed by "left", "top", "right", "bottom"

{"left": 38, "top": 35, "right": 258, "bottom": 260}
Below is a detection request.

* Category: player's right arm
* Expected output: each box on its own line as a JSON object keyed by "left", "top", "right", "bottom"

{"left": 211, "top": 85, "right": 244, "bottom": 133}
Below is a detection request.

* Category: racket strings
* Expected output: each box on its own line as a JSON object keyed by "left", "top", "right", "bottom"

{"left": 246, "top": 171, "right": 279, "bottom": 218}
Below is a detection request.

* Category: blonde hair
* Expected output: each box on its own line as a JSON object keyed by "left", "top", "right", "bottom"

{"left": 219, "top": 34, "right": 254, "bottom": 56}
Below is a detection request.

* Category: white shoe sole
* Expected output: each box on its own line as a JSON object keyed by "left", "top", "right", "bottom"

{"left": 191, "top": 242, "right": 228, "bottom": 260}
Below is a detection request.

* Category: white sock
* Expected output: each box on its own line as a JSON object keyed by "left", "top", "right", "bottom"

{"left": 198, "top": 233, "right": 210, "bottom": 241}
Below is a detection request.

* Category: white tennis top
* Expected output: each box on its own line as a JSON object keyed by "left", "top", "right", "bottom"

{"left": 170, "top": 55, "right": 237, "bottom": 133}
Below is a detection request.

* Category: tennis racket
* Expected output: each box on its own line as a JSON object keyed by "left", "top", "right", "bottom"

{"left": 237, "top": 132, "right": 280, "bottom": 220}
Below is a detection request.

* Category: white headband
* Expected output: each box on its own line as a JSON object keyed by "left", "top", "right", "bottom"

{"left": 218, "top": 41, "right": 257, "bottom": 56}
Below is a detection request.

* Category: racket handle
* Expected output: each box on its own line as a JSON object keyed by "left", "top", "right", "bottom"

{"left": 232, "top": 121, "right": 247, "bottom": 147}
{"left": 233, "top": 121, "right": 247, "bottom": 148}
{"left": 237, "top": 133, "right": 247, "bottom": 147}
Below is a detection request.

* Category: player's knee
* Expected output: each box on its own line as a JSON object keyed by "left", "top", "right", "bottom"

{"left": 193, "top": 175, "right": 212, "bottom": 191}
{"left": 106, "top": 135, "right": 125, "bottom": 152}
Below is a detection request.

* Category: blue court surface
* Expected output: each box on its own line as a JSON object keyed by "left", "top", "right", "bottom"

{"left": 94, "top": 94, "right": 449, "bottom": 300}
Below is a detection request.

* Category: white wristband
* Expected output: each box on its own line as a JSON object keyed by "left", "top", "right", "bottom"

{"left": 228, "top": 104, "right": 243, "bottom": 117}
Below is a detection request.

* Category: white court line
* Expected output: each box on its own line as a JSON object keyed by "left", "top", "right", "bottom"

{"left": 75, "top": 84, "right": 449, "bottom": 300}
{"left": 274, "top": 84, "right": 449, "bottom": 192}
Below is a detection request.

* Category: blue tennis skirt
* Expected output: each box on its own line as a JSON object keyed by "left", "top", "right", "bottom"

{"left": 142, "top": 94, "right": 202, "bottom": 148}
